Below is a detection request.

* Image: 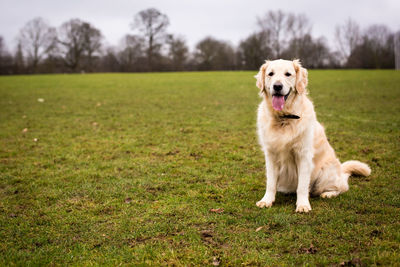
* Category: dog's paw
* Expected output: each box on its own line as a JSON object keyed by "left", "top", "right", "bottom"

{"left": 256, "top": 200, "right": 273, "bottom": 208}
{"left": 320, "top": 191, "right": 339, "bottom": 198}
{"left": 296, "top": 203, "right": 312, "bottom": 213}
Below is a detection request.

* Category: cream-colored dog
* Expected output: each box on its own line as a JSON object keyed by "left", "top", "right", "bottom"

{"left": 255, "top": 59, "right": 371, "bottom": 213}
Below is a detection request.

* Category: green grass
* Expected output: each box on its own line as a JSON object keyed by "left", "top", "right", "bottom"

{"left": 0, "top": 70, "right": 399, "bottom": 265}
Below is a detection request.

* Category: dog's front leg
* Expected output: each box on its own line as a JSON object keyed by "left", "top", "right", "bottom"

{"left": 295, "top": 150, "right": 313, "bottom": 213}
{"left": 256, "top": 153, "right": 277, "bottom": 208}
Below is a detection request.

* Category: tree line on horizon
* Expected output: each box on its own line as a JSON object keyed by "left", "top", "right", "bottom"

{"left": 0, "top": 8, "right": 397, "bottom": 75}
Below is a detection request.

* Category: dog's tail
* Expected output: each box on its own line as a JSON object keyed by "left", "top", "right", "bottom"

{"left": 341, "top": 160, "right": 371, "bottom": 179}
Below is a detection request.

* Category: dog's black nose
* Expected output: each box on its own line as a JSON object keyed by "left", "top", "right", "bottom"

{"left": 273, "top": 83, "right": 283, "bottom": 91}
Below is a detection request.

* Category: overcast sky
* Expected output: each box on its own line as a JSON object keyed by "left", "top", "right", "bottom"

{"left": 0, "top": 0, "right": 399, "bottom": 51}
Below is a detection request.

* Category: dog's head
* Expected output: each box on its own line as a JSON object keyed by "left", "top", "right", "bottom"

{"left": 255, "top": 59, "right": 308, "bottom": 111}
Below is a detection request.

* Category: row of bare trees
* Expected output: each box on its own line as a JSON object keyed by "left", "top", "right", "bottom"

{"left": 0, "top": 9, "right": 398, "bottom": 74}
{"left": 238, "top": 10, "right": 337, "bottom": 69}
{"left": 0, "top": 17, "right": 103, "bottom": 74}
{"left": 336, "top": 20, "right": 396, "bottom": 68}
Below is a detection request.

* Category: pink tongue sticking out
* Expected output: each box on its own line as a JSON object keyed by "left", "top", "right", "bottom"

{"left": 272, "top": 95, "right": 285, "bottom": 111}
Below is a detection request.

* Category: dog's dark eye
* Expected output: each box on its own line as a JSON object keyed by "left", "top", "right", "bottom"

{"left": 285, "top": 72, "right": 291, "bottom": 77}
{"left": 268, "top": 72, "right": 274, "bottom": 76}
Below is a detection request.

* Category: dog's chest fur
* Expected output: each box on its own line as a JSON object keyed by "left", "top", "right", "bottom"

{"left": 257, "top": 101, "right": 312, "bottom": 193}
{"left": 262, "top": 125, "right": 304, "bottom": 193}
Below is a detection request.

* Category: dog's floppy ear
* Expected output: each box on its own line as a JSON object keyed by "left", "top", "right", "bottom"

{"left": 293, "top": 59, "right": 308, "bottom": 94}
{"left": 255, "top": 61, "right": 269, "bottom": 94}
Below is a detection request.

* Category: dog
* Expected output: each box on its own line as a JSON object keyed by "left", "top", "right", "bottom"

{"left": 255, "top": 59, "right": 371, "bottom": 212}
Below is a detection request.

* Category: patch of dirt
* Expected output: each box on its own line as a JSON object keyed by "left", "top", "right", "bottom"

{"left": 145, "top": 185, "right": 167, "bottom": 193}
{"left": 127, "top": 235, "right": 165, "bottom": 247}
{"left": 361, "top": 148, "right": 372, "bottom": 154}
{"left": 189, "top": 152, "right": 202, "bottom": 159}
{"left": 299, "top": 243, "right": 318, "bottom": 254}
{"left": 371, "top": 157, "right": 381, "bottom": 167}
{"left": 339, "top": 258, "right": 362, "bottom": 266}
{"left": 180, "top": 128, "right": 193, "bottom": 134}
{"left": 200, "top": 230, "right": 213, "bottom": 238}
{"left": 200, "top": 230, "right": 218, "bottom": 246}
{"left": 268, "top": 222, "right": 284, "bottom": 231}
{"left": 370, "top": 229, "right": 382, "bottom": 237}
{"left": 97, "top": 206, "right": 114, "bottom": 215}
{"left": 165, "top": 150, "right": 180, "bottom": 156}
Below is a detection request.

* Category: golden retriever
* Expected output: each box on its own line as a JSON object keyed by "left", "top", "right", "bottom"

{"left": 255, "top": 59, "right": 371, "bottom": 212}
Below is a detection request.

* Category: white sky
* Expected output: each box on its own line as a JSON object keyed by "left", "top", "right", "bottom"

{"left": 0, "top": 0, "right": 399, "bottom": 52}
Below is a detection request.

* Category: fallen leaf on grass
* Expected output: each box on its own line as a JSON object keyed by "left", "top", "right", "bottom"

{"left": 209, "top": 208, "right": 224, "bottom": 214}
{"left": 212, "top": 256, "right": 220, "bottom": 266}
{"left": 255, "top": 226, "right": 263, "bottom": 232}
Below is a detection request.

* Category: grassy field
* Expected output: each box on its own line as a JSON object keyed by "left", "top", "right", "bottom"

{"left": 0, "top": 70, "right": 399, "bottom": 265}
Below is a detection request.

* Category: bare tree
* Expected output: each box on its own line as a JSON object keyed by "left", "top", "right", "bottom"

{"left": 18, "top": 17, "right": 56, "bottom": 72}
{"left": 131, "top": 8, "right": 169, "bottom": 71}
{"left": 82, "top": 23, "right": 103, "bottom": 71}
{"left": 364, "top": 24, "right": 391, "bottom": 48}
{"left": 287, "top": 14, "right": 312, "bottom": 56}
{"left": 57, "top": 19, "right": 86, "bottom": 71}
{"left": 57, "top": 19, "right": 102, "bottom": 71}
{"left": 257, "top": 10, "right": 295, "bottom": 58}
{"left": 254, "top": 11, "right": 312, "bottom": 62}
{"left": 334, "top": 18, "right": 361, "bottom": 65}
{"left": 238, "top": 31, "right": 272, "bottom": 70}
{"left": 284, "top": 35, "right": 332, "bottom": 68}
{"left": 13, "top": 41, "right": 25, "bottom": 73}
{"left": 287, "top": 14, "right": 312, "bottom": 40}
{"left": 347, "top": 24, "right": 395, "bottom": 68}
{"left": 166, "top": 34, "right": 188, "bottom": 71}
{"left": 100, "top": 46, "right": 120, "bottom": 72}
{"left": 0, "top": 36, "right": 14, "bottom": 74}
{"left": 395, "top": 31, "right": 400, "bottom": 70}
{"left": 0, "top": 36, "right": 5, "bottom": 56}
{"left": 194, "top": 37, "right": 236, "bottom": 70}
{"left": 118, "top": 34, "right": 145, "bottom": 71}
